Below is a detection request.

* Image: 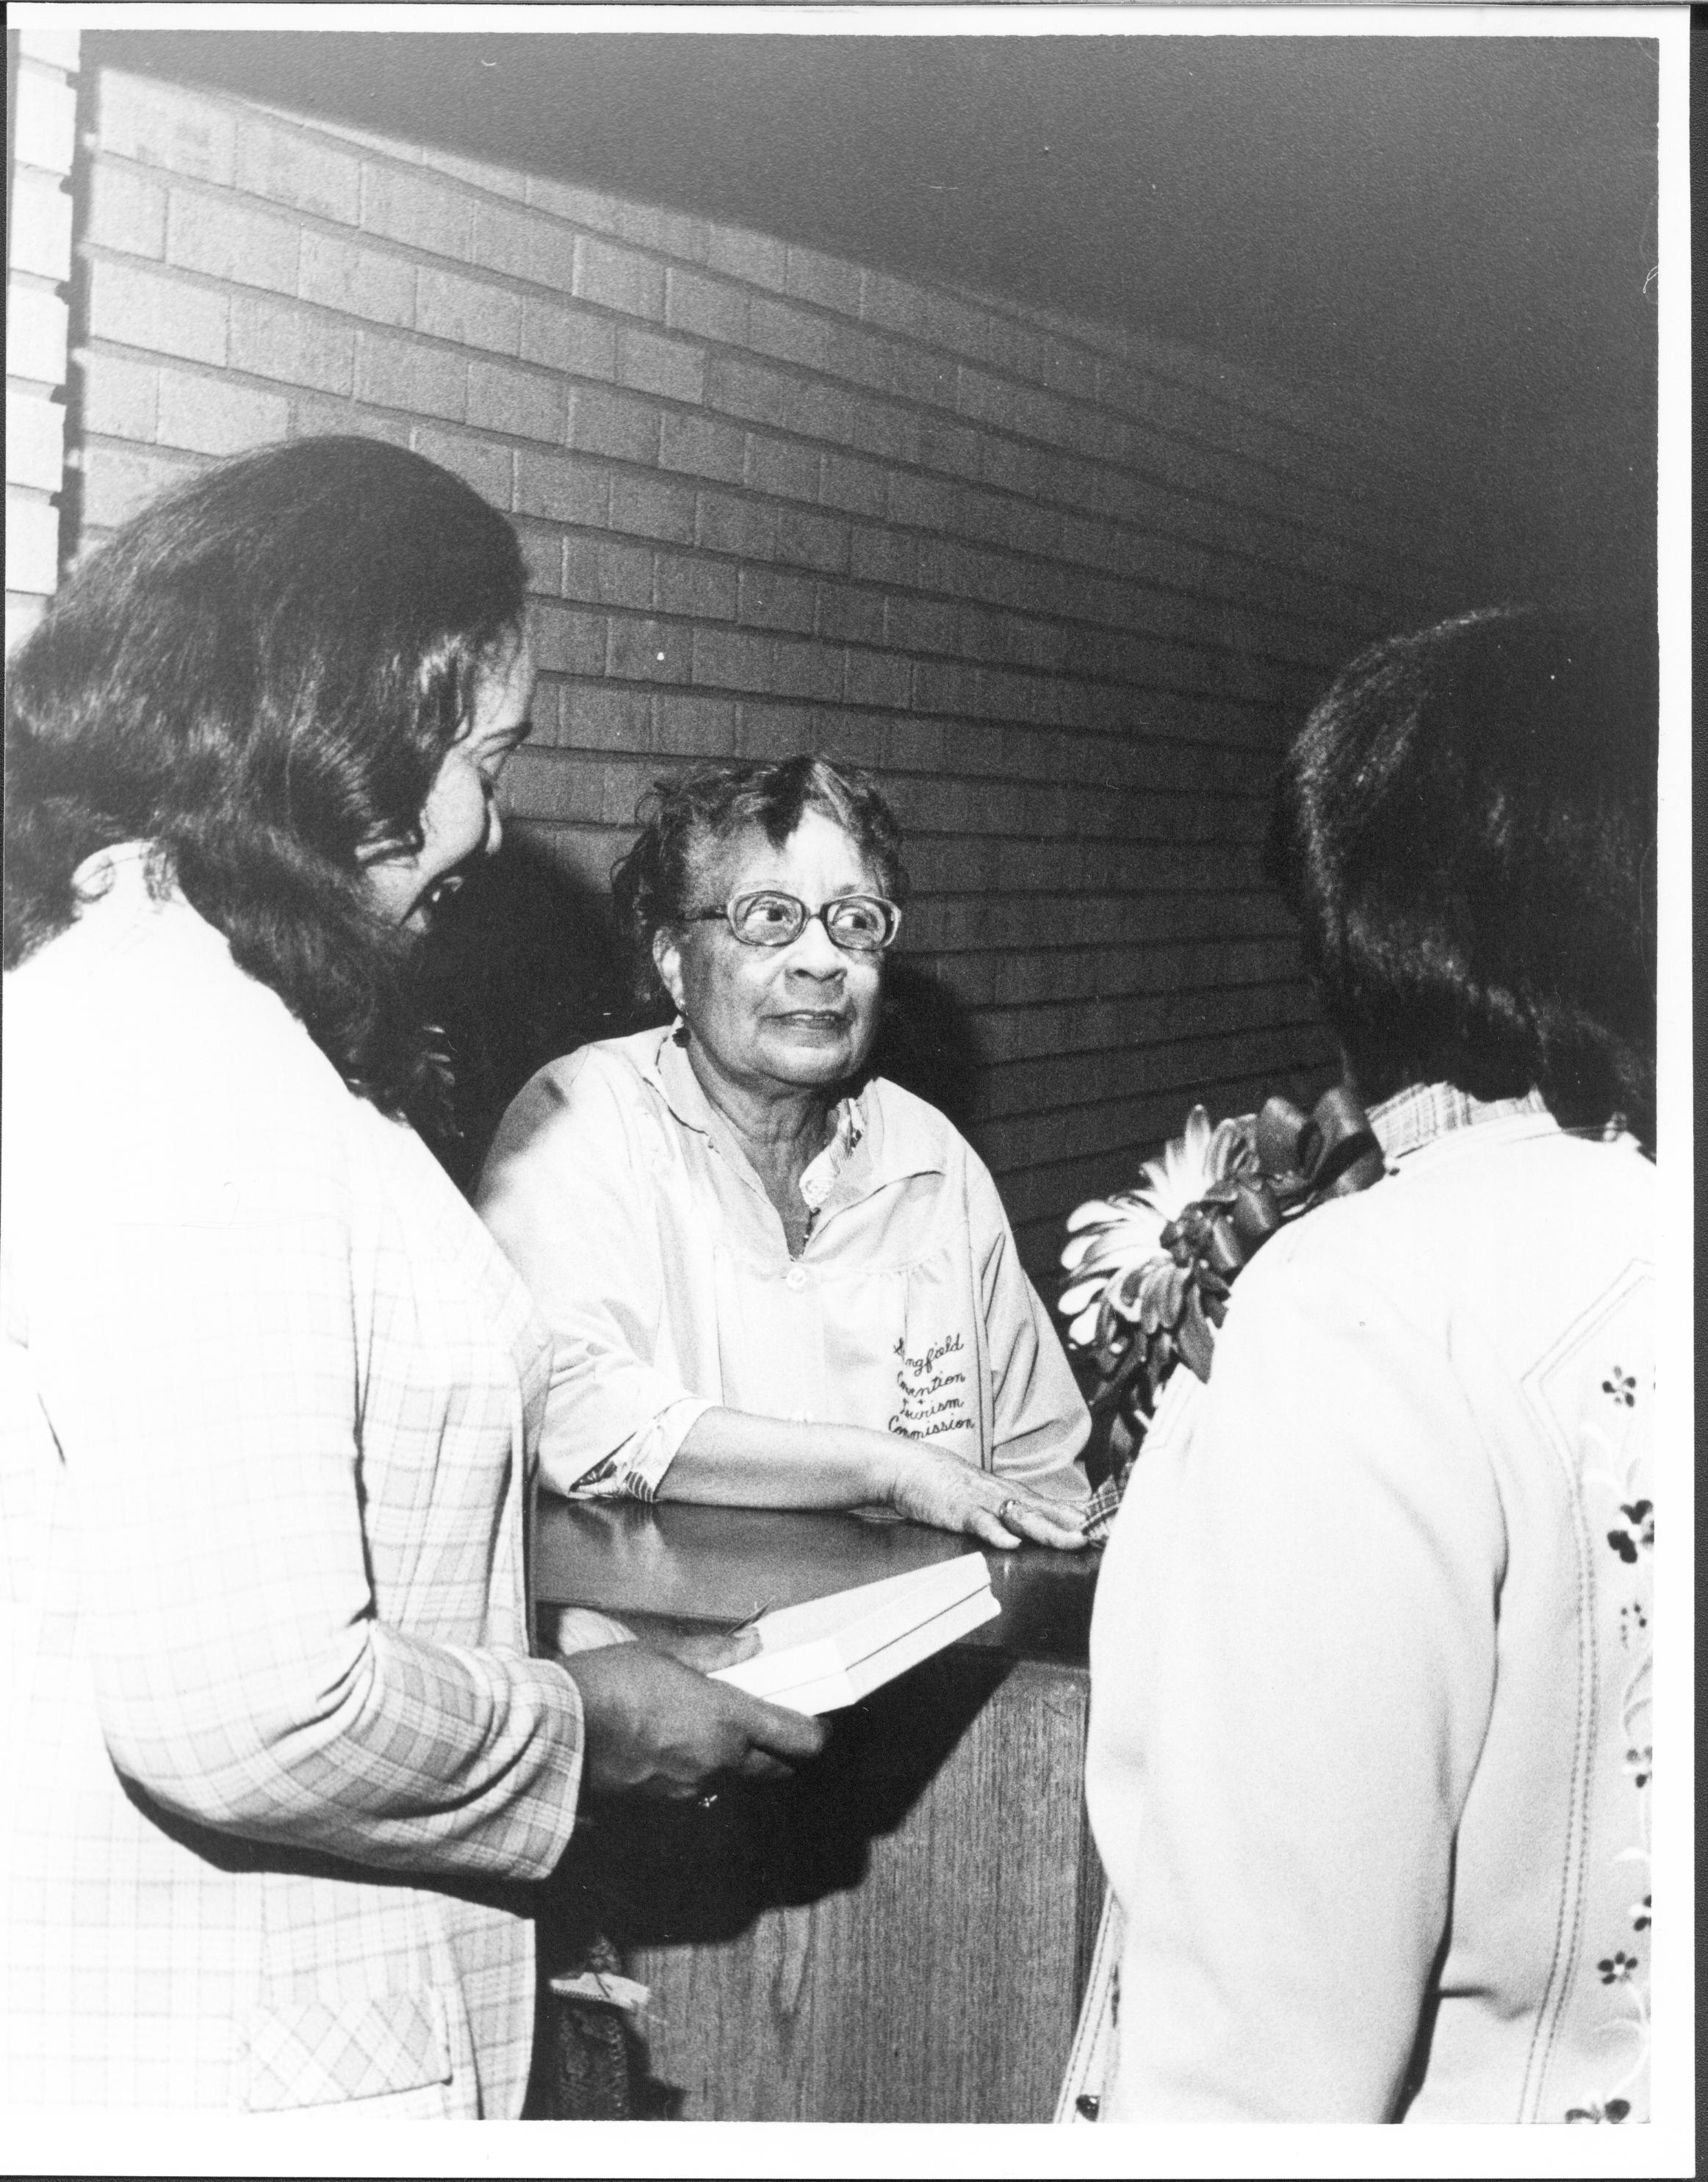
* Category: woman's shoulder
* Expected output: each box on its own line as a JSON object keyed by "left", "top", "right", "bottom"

{"left": 1229, "top": 1120, "right": 1654, "bottom": 1356}
{"left": 6, "top": 868, "right": 368, "bottom": 1226}
{"left": 9, "top": 860, "right": 341, "bottom": 1106}
{"left": 512, "top": 1028, "right": 668, "bottom": 1112}
{"left": 482, "top": 1028, "right": 671, "bottom": 1175}
{"left": 1287, "top": 1120, "right": 1646, "bottom": 1258}
{"left": 864, "top": 1076, "right": 1031, "bottom": 1210}
{"left": 862, "top": 1074, "right": 968, "bottom": 1158}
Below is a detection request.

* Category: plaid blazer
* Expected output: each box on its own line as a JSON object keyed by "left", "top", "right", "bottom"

{"left": 1, "top": 849, "right": 590, "bottom": 2115}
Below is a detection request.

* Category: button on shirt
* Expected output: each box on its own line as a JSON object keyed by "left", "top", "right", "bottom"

{"left": 475, "top": 1028, "right": 1091, "bottom": 1508}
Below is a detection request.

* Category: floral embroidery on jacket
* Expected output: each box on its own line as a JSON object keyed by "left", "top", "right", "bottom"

{"left": 1561, "top": 1350, "right": 1652, "bottom": 2123}
{"left": 1565, "top": 2098, "right": 1632, "bottom": 2123}
{"left": 1606, "top": 1499, "right": 1652, "bottom": 1563}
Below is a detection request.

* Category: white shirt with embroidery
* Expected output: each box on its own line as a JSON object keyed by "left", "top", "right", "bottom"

{"left": 475, "top": 1027, "right": 1091, "bottom": 1508}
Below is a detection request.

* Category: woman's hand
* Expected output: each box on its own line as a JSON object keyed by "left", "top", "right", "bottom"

{"left": 561, "top": 1642, "right": 825, "bottom": 1800}
{"left": 881, "top": 1445, "right": 1090, "bottom": 1552}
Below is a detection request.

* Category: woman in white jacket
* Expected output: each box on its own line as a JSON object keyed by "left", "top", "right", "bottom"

{"left": 1083, "top": 607, "right": 1657, "bottom": 2123}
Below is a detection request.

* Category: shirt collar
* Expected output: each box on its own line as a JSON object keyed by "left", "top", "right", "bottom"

{"left": 70, "top": 838, "right": 161, "bottom": 904}
{"left": 644, "top": 1023, "right": 944, "bottom": 1205}
{"left": 798, "top": 1095, "right": 865, "bottom": 1212}
{"left": 647, "top": 1020, "right": 866, "bottom": 1172}
{"left": 646, "top": 1023, "right": 716, "bottom": 1138}
{"left": 1368, "top": 1080, "right": 1552, "bottom": 1165}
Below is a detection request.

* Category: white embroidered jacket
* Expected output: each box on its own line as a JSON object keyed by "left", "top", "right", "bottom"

{"left": 1084, "top": 1100, "right": 1655, "bottom": 2122}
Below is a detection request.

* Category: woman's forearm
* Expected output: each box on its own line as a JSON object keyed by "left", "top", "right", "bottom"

{"left": 660, "top": 1407, "right": 898, "bottom": 1510}
{"left": 655, "top": 1408, "right": 1088, "bottom": 1552}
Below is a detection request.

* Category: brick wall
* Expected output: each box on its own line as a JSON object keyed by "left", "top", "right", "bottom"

{"left": 6, "top": 17, "right": 80, "bottom": 654}
{"left": 73, "top": 68, "right": 1469, "bottom": 1272}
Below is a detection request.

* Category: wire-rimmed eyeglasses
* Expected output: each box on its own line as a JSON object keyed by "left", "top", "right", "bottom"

{"left": 686, "top": 889, "right": 902, "bottom": 954}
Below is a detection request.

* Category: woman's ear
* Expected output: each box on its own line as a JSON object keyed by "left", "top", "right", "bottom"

{"left": 652, "top": 925, "right": 688, "bottom": 1014}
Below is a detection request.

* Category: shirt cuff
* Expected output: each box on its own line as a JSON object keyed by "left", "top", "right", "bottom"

{"left": 546, "top": 1607, "right": 638, "bottom": 1655}
{"left": 613, "top": 1396, "right": 715, "bottom": 1502}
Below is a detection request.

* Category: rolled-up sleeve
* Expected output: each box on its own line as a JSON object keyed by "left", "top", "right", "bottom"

{"left": 476, "top": 1056, "right": 711, "bottom": 1499}
{"left": 968, "top": 1156, "right": 1091, "bottom": 1503}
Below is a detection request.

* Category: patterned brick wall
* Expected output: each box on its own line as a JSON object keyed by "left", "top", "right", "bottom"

{"left": 73, "top": 67, "right": 1468, "bottom": 1271}
{"left": 6, "top": 17, "right": 81, "bottom": 654}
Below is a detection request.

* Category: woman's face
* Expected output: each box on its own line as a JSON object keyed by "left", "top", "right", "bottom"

{"left": 653, "top": 809, "right": 887, "bottom": 1103}
{"left": 363, "top": 631, "right": 536, "bottom": 934}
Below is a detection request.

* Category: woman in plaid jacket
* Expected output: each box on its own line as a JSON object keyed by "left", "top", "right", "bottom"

{"left": 0, "top": 439, "right": 821, "bottom": 2115}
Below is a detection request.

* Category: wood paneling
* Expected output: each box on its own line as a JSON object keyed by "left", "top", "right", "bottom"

{"left": 554, "top": 1654, "right": 1098, "bottom": 2123}
{"left": 536, "top": 1502, "right": 1104, "bottom": 2122}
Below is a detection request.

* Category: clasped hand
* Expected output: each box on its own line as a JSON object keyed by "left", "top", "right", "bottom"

{"left": 561, "top": 1630, "right": 826, "bottom": 1801}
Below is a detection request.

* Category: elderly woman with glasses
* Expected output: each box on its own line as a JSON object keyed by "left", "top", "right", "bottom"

{"left": 476, "top": 757, "right": 1091, "bottom": 1549}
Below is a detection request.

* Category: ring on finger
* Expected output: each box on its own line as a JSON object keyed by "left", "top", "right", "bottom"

{"left": 998, "top": 1497, "right": 1020, "bottom": 1525}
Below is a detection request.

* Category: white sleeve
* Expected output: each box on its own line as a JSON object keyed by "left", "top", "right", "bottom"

{"left": 968, "top": 1155, "right": 1091, "bottom": 1502}
{"left": 475, "top": 1054, "right": 712, "bottom": 1499}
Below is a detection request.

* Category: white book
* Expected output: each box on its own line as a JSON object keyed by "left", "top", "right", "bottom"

{"left": 710, "top": 1551, "right": 998, "bottom": 1714}
{"left": 743, "top": 1585, "right": 1002, "bottom": 1715}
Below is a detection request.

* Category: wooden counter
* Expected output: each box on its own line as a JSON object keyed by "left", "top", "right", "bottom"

{"left": 533, "top": 1499, "right": 1104, "bottom": 2122}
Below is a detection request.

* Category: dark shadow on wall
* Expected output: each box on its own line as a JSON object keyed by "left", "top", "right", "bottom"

{"left": 412, "top": 835, "right": 636, "bottom": 1194}
{"left": 866, "top": 954, "right": 985, "bottom": 1137}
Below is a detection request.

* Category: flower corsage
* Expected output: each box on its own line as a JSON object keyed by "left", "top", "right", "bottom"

{"left": 1061, "top": 1087, "right": 1387, "bottom": 1536}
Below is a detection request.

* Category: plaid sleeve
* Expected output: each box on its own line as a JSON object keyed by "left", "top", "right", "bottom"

{"left": 25, "top": 1029, "right": 582, "bottom": 1884}
{"left": 1082, "top": 1461, "right": 1134, "bottom": 1544}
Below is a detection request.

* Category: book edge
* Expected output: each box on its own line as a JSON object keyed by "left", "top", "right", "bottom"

{"left": 712, "top": 1552, "right": 992, "bottom": 1697}
{"left": 749, "top": 1583, "right": 1002, "bottom": 1715}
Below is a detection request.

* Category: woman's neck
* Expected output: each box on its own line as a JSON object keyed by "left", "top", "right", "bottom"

{"left": 681, "top": 1036, "right": 838, "bottom": 1254}
{"left": 682, "top": 1037, "right": 835, "bottom": 1166}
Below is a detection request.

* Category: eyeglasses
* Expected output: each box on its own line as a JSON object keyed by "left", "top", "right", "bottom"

{"left": 687, "top": 890, "right": 902, "bottom": 954}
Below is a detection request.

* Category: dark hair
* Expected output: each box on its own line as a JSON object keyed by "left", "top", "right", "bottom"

{"left": 1268, "top": 604, "right": 1657, "bottom": 1143}
{"left": 4, "top": 436, "right": 526, "bottom": 1116}
{"left": 610, "top": 755, "right": 909, "bottom": 1003}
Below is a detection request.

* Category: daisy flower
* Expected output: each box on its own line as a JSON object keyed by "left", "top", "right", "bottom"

{"left": 1060, "top": 1106, "right": 1258, "bottom": 1396}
